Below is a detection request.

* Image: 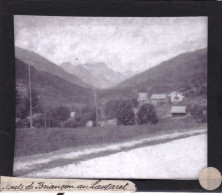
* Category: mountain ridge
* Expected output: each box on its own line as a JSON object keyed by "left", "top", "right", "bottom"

{"left": 16, "top": 58, "right": 94, "bottom": 108}
{"left": 98, "top": 48, "right": 207, "bottom": 101}
{"left": 15, "top": 47, "right": 89, "bottom": 88}
{"left": 117, "top": 48, "right": 207, "bottom": 89}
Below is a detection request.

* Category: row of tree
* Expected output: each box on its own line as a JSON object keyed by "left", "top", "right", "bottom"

{"left": 16, "top": 89, "right": 96, "bottom": 128}
{"left": 16, "top": 90, "right": 159, "bottom": 128}
{"left": 110, "top": 99, "right": 159, "bottom": 125}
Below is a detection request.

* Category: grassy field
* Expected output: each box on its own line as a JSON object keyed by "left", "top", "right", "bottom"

{"left": 15, "top": 117, "right": 206, "bottom": 158}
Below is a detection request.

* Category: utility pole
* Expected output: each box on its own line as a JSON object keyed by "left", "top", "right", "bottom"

{"left": 133, "top": 107, "right": 138, "bottom": 125}
{"left": 93, "top": 88, "right": 99, "bottom": 127}
{"left": 28, "top": 64, "right": 33, "bottom": 128}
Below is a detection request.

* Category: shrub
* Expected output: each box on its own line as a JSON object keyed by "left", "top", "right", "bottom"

{"left": 44, "top": 106, "right": 70, "bottom": 127}
{"left": 117, "top": 100, "right": 135, "bottom": 126}
{"left": 16, "top": 118, "right": 30, "bottom": 128}
{"left": 137, "top": 103, "right": 159, "bottom": 125}
{"left": 32, "top": 115, "right": 45, "bottom": 128}
{"left": 188, "top": 104, "right": 207, "bottom": 123}
{"left": 105, "top": 98, "right": 138, "bottom": 120}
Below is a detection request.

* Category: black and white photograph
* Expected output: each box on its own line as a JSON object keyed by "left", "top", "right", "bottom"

{"left": 14, "top": 16, "right": 207, "bottom": 179}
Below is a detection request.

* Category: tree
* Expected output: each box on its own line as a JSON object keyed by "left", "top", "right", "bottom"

{"left": 75, "top": 106, "right": 97, "bottom": 127}
{"left": 117, "top": 100, "right": 135, "bottom": 126}
{"left": 63, "top": 106, "right": 97, "bottom": 128}
{"left": 16, "top": 89, "right": 41, "bottom": 120}
{"left": 105, "top": 98, "right": 138, "bottom": 120}
{"left": 55, "top": 106, "right": 70, "bottom": 121}
{"left": 137, "top": 103, "right": 158, "bottom": 125}
{"left": 188, "top": 104, "right": 207, "bottom": 123}
{"left": 16, "top": 90, "right": 26, "bottom": 118}
{"left": 25, "top": 89, "right": 42, "bottom": 114}
{"left": 47, "top": 106, "right": 70, "bottom": 127}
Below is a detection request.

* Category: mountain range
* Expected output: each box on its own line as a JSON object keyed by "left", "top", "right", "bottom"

{"left": 60, "top": 62, "right": 133, "bottom": 89}
{"left": 15, "top": 47, "right": 207, "bottom": 108}
{"left": 15, "top": 47, "right": 88, "bottom": 88}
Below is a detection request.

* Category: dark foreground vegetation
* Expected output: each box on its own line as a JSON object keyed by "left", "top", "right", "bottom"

{"left": 15, "top": 117, "right": 206, "bottom": 158}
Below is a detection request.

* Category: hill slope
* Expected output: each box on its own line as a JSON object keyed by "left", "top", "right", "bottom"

{"left": 99, "top": 48, "right": 207, "bottom": 101}
{"left": 15, "top": 47, "right": 88, "bottom": 88}
{"left": 117, "top": 48, "right": 207, "bottom": 89}
{"left": 16, "top": 58, "right": 94, "bottom": 108}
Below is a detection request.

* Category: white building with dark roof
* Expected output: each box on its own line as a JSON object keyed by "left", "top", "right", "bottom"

{"left": 168, "top": 92, "right": 184, "bottom": 104}
{"left": 137, "top": 92, "right": 150, "bottom": 106}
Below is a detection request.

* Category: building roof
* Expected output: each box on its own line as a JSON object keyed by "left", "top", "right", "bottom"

{"left": 139, "top": 92, "right": 148, "bottom": 96}
{"left": 171, "top": 106, "right": 186, "bottom": 113}
{"left": 168, "top": 91, "right": 183, "bottom": 96}
{"left": 138, "top": 93, "right": 148, "bottom": 100}
{"left": 151, "top": 94, "right": 167, "bottom": 100}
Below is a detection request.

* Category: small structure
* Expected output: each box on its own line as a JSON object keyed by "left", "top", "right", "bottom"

{"left": 26, "top": 113, "right": 41, "bottom": 120}
{"left": 137, "top": 92, "right": 149, "bottom": 106}
{"left": 168, "top": 92, "right": 184, "bottom": 104}
{"left": 70, "top": 111, "right": 76, "bottom": 119}
{"left": 98, "top": 119, "right": 117, "bottom": 127}
{"left": 171, "top": 106, "right": 187, "bottom": 118}
{"left": 86, "top": 120, "right": 93, "bottom": 127}
{"left": 151, "top": 94, "right": 167, "bottom": 106}
{"left": 98, "top": 120, "right": 106, "bottom": 127}
{"left": 106, "top": 119, "right": 117, "bottom": 126}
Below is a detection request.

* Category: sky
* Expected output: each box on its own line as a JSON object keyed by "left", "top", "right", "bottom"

{"left": 14, "top": 16, "right": 207, "bottom": 74}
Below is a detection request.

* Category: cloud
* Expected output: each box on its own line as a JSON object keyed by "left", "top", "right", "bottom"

{"left": 14, "top": 16, "right": 207, "bottom": 73}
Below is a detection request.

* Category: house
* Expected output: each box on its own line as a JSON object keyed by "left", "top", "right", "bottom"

{"left": 171, "top": 106, "right": 187, "bottom": 118}
{"left": 168, "top": 92, "right": 184, "bottom": 104}
{"left": 151, "top": 94, "right": 167, "bottom": 106}
{"left": 137, "top": 93, "right": 149, "bottom": 105}
{"left": 86, "top": 120, "right": 93, "bottom": 127}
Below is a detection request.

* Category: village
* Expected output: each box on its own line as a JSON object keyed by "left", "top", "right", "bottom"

{"left": 82, "top": 91, "right": 186, "bottom": 128}
{"left": 16, "top": 77, "right": 189, "bottom": 129}
{"left": 16, "top": 90, "right": 187, "bottom": 128}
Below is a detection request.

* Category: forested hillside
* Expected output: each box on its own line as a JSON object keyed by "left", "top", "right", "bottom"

{"left": 99, "top": 48, "right": 207, "bottom": 102}
{"left": 15, "top": 47, "right": 88, "bottom": 88}
{"left": 16, "top": 58, "right": 94, "bottom": 108}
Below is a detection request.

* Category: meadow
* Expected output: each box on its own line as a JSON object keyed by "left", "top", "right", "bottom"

{"left": 15, "top": 117, "right": 206, "bottom": 158}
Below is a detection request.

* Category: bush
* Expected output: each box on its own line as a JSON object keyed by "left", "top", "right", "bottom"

{"left": 62, "top": 118, "right": 77, "bottom": 128}
{"left": 44, "top": 106, "right": 70, "bottom": 127}
{"left": 33, "top": 115, "right": 46, "bottom": 128}
{"left": 16, "top": 118, "right": 30, "bottom": 128}
{"left": 16, "top": 89, "right": 43, "bottom": 119}
{"left": 117, "top": 100, "right": 135, "bottom": 126}
{"left": 188, "top": 104, "right": 207, "bottom": 123}
{"left": 137, "top": 103, "right": 158, "bottom": 125}
{"left": 62, "top": 106, "right": 97, "bottom": 128}
{"left": 105, "top": 98, "right": 138, "bottom": 120}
